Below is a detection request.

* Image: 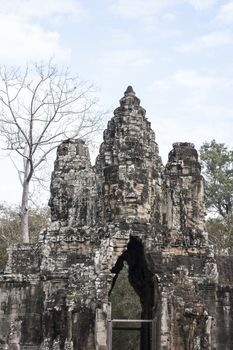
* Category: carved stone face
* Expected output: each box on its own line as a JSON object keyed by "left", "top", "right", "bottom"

{"left": 0, "top": 87, "right": 221, "bottom": 350}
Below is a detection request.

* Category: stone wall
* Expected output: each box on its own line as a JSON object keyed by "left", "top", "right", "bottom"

{"left": 0, "top": 87, "right": 232, "bottom": 350}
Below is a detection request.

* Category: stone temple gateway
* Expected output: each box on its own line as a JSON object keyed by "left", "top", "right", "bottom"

{"left": 0, "top": 87, "right": 233, "bottom": 349}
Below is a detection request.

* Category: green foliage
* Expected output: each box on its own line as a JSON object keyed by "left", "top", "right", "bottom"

{"left": 0, "top": 203, "right": 50, "bottom": 270}
{"left": 109, "top": 263, "right": 141, "bottom": 350}
{"left": 206, "top": 215, "right": 233, "bottom": 255}
{"left": 200, "top": 140, "right": 233, "bottom": 218}
{"left": 200, "top": 140, "right": 233, "bottom": 254}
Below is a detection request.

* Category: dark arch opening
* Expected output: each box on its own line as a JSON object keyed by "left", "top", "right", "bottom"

{"left": 109, "top": 236, "right": 157, "bottom": 350}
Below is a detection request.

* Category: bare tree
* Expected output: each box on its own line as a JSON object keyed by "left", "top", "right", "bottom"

{"left": 0, "top": 62, "right": 103, "bottom": 243}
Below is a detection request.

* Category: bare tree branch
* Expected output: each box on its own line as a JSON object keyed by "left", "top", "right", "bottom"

{"left": 0, "top": 61, "right": 105, "bottom": 243}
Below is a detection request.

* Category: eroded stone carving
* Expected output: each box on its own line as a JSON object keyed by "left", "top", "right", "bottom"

{"left": 0, "top": 87, "right": 233, "bottom": 349}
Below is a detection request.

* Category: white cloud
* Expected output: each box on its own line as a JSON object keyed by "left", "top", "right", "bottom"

{"left": 150, "top": 69, "right": 227, "bottom": 111}
{"left": 186, "top": 0, "right": 216, "bottom": 10}
{"left": 177, "top": 31, "right": 233, "bottom": 52}
{"left": 100, "top": 49, "right": 152, "bottom": 67}
{"left": 148, "top": 69, "right": 233, "bottom": 162}
{"left": 0, "top": 0, "right": 85, "bottom": 20}
{"left": 109, "top": 0, "right": 169, "bottom": 19}
{"left": 108, "top": 0, "right": 216, "bottom": 20}
{"left": 216, "top": 1, "right": 233, "bottom": 23}
{"left": 0, "top": 14, "right": 70, "bottom": 63}
{"left": 172, "top": 70, "right": 216, "bottom": 89}
{"left": 0, "top": 0, "right": 85, "bottom": 63}
{"left": 152, "top": 70, "right": 233, "bottom": 124}
{"left": 162, "top": 13, "right": 177, "bottom": 21}
{"left": 152, "top": 70, "right": 217, "bottom": 105}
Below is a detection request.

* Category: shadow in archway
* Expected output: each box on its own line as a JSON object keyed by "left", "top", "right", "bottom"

{"left": 109, "top": 236, "right": 157, "bottom": 350}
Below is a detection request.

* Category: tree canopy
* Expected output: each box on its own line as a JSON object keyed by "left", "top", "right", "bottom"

{"left": 200, "top": 140, "right": 233, "bottom": 254}
{"left": 0, "top": 203, "right": 49, "bottom": 270}
{"left": 200, "top": 139, "right": 233, "bottom": 218}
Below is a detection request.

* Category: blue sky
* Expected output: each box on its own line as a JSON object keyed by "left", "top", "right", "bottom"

{"left": 0, "top": 0, "right": 232, "bottom": 203}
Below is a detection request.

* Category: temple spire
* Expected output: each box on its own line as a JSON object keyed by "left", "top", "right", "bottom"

{"left": 119, "top": 85, "right": 141, "bottom": 108}
{"left": 124, "top": 85, "right": 135, "bottom": 96}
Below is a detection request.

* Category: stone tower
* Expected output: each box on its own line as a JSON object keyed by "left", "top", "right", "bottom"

{"left": 0, "top": 87, "right": 233, "bottom": 350}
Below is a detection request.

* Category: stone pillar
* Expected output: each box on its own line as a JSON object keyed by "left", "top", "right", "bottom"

{"left": 49, "top": 139, "right": 96, "bottom": 229}
{"left": 95, "top": 86, "right": 162, "bottom": 226}
{"left": 163, "top": 142, "right": 206, "bottom": 246}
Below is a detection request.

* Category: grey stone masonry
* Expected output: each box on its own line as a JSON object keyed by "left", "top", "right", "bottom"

{"left": 0, "top": 87, "right": 232, "bottom": 350}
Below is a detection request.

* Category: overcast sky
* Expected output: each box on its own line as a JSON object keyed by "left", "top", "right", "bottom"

{"left": 0, "top": 0, "right": 232, "bottom": 204}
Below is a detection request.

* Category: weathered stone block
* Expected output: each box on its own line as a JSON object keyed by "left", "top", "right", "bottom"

{"left": 0, "top": 87, "right": 232, "bottom": 350}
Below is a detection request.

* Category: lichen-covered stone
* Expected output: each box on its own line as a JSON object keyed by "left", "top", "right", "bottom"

{"left": 0, "top": 87, "right": 232, "bottom": 350}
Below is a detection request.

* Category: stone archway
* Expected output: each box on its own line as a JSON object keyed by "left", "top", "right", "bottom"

{"left": 108, "top": 236, "right": 158, "bottom": 350}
